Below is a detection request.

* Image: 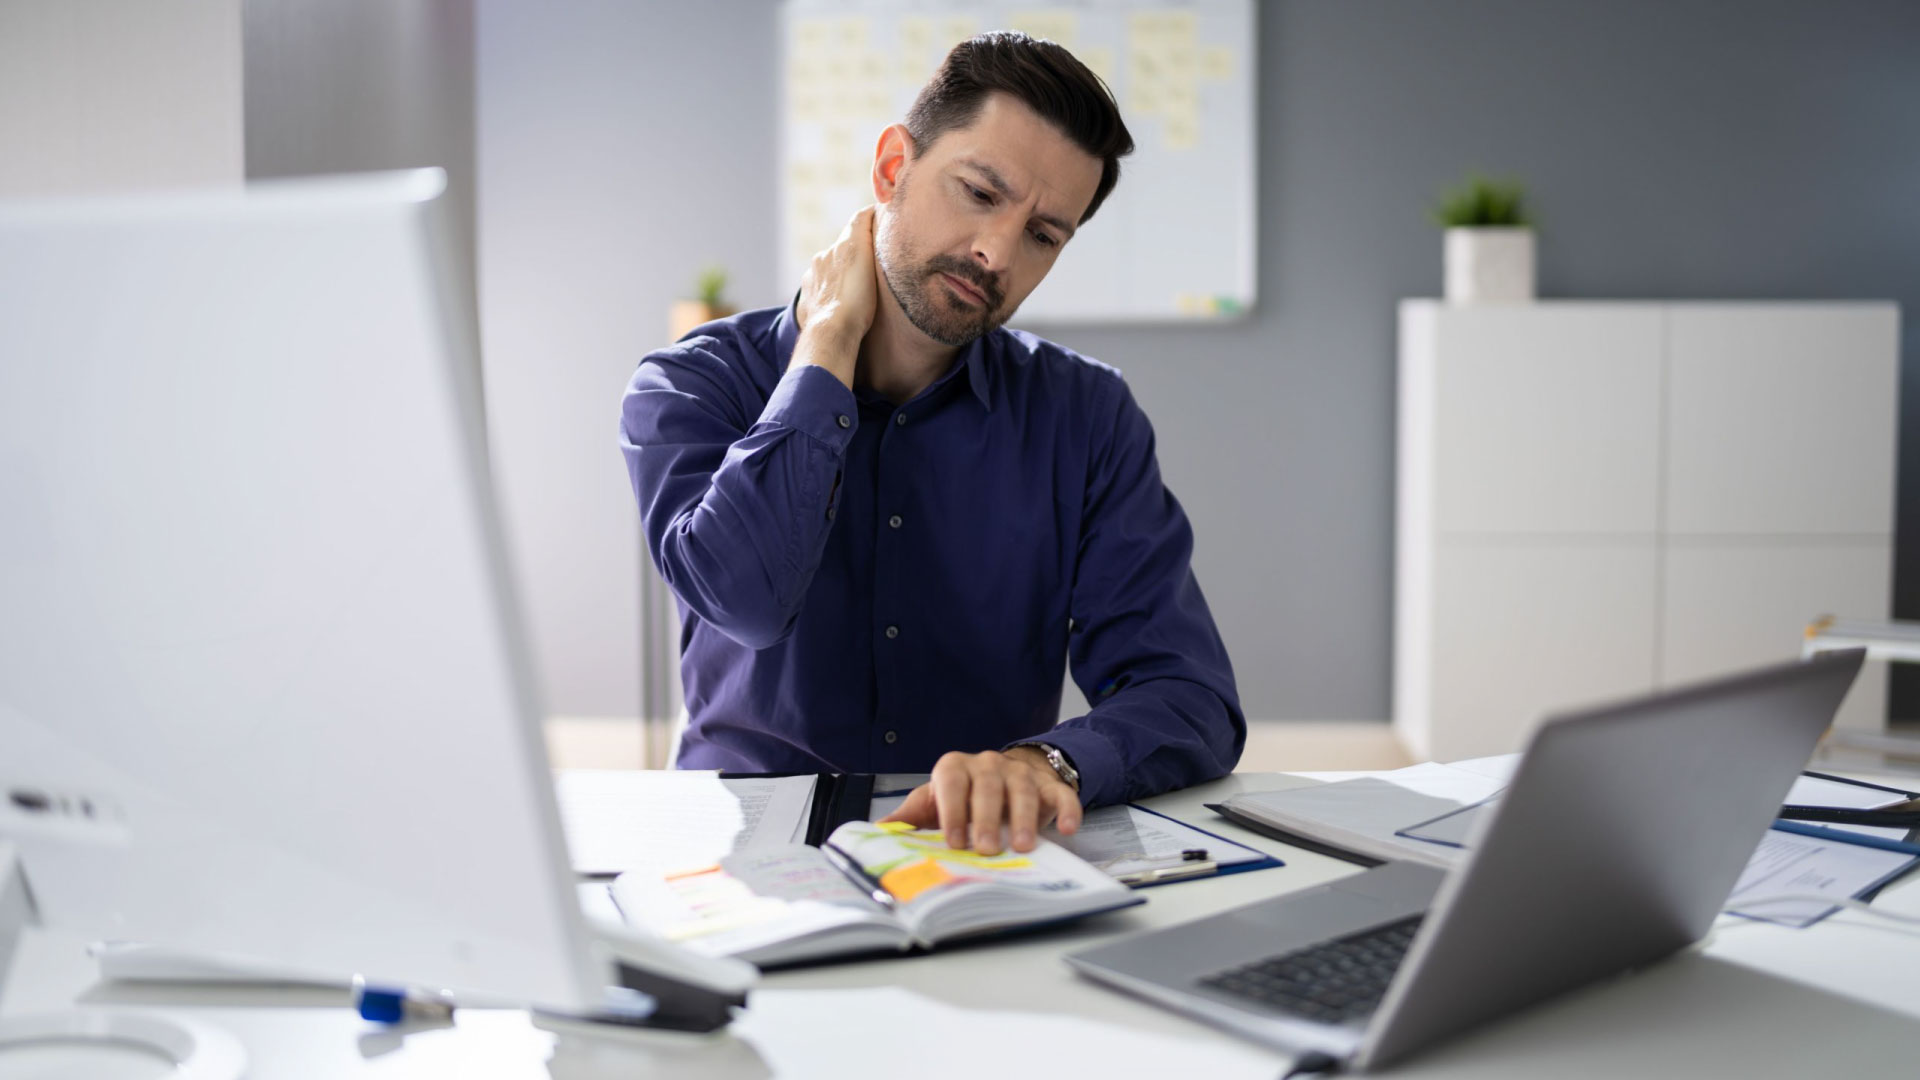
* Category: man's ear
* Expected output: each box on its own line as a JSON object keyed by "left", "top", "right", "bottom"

{"left": 871, "top": 124, "right": 914, "bottom": 205}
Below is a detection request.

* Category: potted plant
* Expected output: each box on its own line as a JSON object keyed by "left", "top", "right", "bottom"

{"left": 1432, "top": 176, "right": 1534, "bottom": 304}
{"left": 669, "top": 265, "right": 736, "bottom": 340}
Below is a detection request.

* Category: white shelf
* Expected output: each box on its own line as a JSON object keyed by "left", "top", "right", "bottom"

{"left": 1395, "top": 300, "right": 1900, "bottom": 760}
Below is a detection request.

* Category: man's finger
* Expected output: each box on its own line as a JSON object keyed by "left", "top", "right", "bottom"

{"left": 967, "top": 756, "right": 1008, "bottom": 855}
{"left": 1051, "top": 783, "right": 1083, "bottom": 835}
{"left": 931, "top": 754, "right": 971, "bottom": 849}
{"left": 1005, "top": 769, "right": 1041, "bottom": 852}
{"left": 877, "top": 784, "right": 938, "bottom": 827}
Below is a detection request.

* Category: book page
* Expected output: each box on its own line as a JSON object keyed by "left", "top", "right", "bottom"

{"left": 554, "top": 770, "right": 818, "bottom": 876}
{"left": 824, "top": 821, "right": 1136, "bottom": 942}
{"left": 610, "top": 846, "right": 903, "bottom": 962}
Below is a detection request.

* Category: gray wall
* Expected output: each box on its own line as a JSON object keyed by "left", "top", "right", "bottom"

{"left": 0, "top": 0, "right": 242, "bottom": 197}
{"left": 479, "top": 0, "right": 1920, "bottom": 723}
{"left": 1048, "top": 0, "right": 1920, "bottom": 720}
{"left": 477, "top": 3, "right": 780, "bottom": 720}
{"left": 243, "top": 0, "right": 478, "bottom": 343}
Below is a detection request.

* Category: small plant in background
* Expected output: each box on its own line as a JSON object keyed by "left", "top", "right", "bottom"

{"left": 670, "top": 264, "right": 738, "bottom": 340}
{"left": 694, "top": 265, "right": 730, "bottom": 308}
{"left": 1431, "top": 175, "right": 1531, "bottom": 229}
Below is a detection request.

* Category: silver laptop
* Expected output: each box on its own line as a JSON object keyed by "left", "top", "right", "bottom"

{"left": 1066, "top": 650, "right": 1865, "bottom": 1072}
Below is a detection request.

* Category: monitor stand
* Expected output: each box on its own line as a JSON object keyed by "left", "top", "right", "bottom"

{"left": 0, "top": 842, "right": 248, "bottom": 1080}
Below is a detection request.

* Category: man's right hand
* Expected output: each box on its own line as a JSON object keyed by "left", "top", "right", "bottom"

{"left": 791, "top": 205, "right": 878, "bottom": 389}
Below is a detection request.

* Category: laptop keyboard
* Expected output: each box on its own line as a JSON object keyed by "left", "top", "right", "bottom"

{"left": 1196, "top": 916, "right": 1425, "bottom": 1025}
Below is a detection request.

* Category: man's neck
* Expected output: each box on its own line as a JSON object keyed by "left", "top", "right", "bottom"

{"left": 856, "top": 290, "right": 961, "bottom": 406}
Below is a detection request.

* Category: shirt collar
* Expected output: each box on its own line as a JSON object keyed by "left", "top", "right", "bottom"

{"left": 776, "top": 294, "right": 994, "bottom": 412}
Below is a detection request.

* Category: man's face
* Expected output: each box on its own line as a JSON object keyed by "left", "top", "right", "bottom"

{"left": 874, "top": 93, "right": 1103, "bottom": 347}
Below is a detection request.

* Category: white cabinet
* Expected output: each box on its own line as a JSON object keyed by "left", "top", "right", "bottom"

{"left": 1396, "top": 301, "right": 1900, "bottom": 761}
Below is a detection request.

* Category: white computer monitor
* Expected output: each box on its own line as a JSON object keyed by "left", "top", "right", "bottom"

{"left": 0, "top": 170, "right": 750, "bottom": 1028}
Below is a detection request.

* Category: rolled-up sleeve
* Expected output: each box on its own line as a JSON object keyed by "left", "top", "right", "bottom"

{"left": 1030, "top": 375, "right": 1245, "bottom": 807}
{"left": 621, "top": 343, "right": 856, "bottom": 650}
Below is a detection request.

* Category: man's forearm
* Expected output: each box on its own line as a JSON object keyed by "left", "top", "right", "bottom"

{"left": 623, "top": 350, "right": 857, "bottom": 651}
{"left": 1041, "top": 676, "right": 1245, "bottom": 808}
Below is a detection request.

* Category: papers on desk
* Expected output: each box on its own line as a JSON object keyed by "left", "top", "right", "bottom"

{"left": 553, "top": 770, "right": 817, "bottom": 876}
{"left": 1727, "top": 829, "right": 1917, "bottom": 928}
{"left": 1044, "top": 804, "right": 1275, "bottom": 884}
{"left": 1218, "top": 757, "right": 1920, "bottom": 928}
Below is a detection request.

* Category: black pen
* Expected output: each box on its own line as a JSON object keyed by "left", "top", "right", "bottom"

{"left": 822, "top": 841, "right": 897, "bottom": 910}
{"left": 1777, "top": 803, "right": 1920, "bottom": 828}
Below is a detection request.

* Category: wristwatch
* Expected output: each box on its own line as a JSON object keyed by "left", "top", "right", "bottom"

{"left": 1015, "top": 742, "right": 1081, "bottom": 793}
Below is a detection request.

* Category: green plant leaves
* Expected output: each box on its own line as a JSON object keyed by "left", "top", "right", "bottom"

{"left": 1431, "top": 175, "right": 1531, "bottom": 228}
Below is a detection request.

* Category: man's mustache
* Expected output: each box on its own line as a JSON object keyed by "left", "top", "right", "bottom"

{"left": 924, "top": 256, "right": 1004, "bottom": 310}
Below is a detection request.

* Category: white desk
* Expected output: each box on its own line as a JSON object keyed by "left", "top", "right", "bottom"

{"left": 6, "top": 772, "right": 1920, "bottom": 1078}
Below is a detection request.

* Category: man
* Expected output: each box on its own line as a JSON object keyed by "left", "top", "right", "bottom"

{"left": 620, "top": 32, "right": 1241, "bottom": 857}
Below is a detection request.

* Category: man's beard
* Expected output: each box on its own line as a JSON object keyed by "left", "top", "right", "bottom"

{"left": 877, "top": 226, "right": 1013, "bottom": 348}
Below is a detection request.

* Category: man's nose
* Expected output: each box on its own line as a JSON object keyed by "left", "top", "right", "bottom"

{"left": 970, "top": 218, "right": 1022, "bottom": 278}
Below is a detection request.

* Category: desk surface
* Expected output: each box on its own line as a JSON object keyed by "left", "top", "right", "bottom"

{"left": 7, "top": 771, "right": 1920, "bottom": 1078}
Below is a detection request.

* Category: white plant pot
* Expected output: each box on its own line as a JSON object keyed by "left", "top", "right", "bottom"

{"left": 1444, "top": 227, "right": 1535, "bottom": 304}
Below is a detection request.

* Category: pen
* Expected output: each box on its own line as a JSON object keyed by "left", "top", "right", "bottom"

{"left": 1770, "top": 820, "right": 1920, "bottom": 858}
{"left": 1117, "top": 860, "right": 1218, "bottom": 887}
{"left": 822, "top": 841, "right": 897, "bottom": 910}
{"left": 353, "top": 976, "right": 456, "bottom": 1025}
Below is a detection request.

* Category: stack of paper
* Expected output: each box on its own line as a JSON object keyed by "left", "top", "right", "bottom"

{"left": 552, "top": 770, "right": 817, "bottom": 877}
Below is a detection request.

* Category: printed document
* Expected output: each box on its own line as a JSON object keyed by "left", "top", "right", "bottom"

{"left": 554, "top": 770, "right": 817, "bottom": 876}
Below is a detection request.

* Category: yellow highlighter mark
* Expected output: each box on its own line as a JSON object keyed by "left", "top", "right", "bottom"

{"left": 880, "top": 858, "right": 957, "bottom": 902}
{"left": 877, "top": 820, "right": 916, "bottom": 834}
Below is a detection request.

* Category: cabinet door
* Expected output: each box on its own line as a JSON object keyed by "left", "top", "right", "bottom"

{"left": 1665, "top": 305, "right": 1899, "bottom": 536}
{"left": 1661, "top": 541, "right": 1891, "bottom": 730}
{"left": 1430, "top": 305, "right": 1663, "bottom": 535}
{"left": 1428, "top": 541, "right": 1658, "bottom": 760}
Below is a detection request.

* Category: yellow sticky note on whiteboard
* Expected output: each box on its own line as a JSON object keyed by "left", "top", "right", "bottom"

{"left": 1202, "top": 45, "right": 1236, "bottom": 80}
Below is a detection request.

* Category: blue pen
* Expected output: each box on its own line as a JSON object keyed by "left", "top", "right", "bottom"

{"left": 353, "top": 976, "right": 456, "bottom": 1025}
{"left": 1769, "top": 820, "right": 1920, "bottom": 858}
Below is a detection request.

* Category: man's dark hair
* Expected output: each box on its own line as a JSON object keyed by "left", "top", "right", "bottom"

{"left": 904, "top": 31, "right": 1134, "bottom": 225}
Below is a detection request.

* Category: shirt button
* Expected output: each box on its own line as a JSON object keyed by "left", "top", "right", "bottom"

{"left": 837, "top": 414, "right": 851, "bottom": 429}
{"left": 884, "top": 730, "right": 898, "bottom": 744}
{"left": 894, "top": 412, "right": 907, "bottom": 426}
{"left": 826, "top": 507, "right": 836, "bottom": 521}
{"left": 888, "top": 514, "right": 902, "bottom": 529}
{"left": 885, "top": 625, "right": 899, "bottom": 639}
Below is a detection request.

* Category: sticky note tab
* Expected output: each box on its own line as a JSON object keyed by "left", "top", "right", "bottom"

{"left": 1202, "top": 45, "right": 1236, "bottom": 81}
{"left": 881, "top": 857, "right": 957, "bottom": 902}
{"left": 877, "top": 820, "right": 916, "bottom": 833}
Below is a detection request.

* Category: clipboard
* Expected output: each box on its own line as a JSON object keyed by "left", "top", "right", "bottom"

{"left": 1108, "top": 804, "right": 1283, "bottom": 889}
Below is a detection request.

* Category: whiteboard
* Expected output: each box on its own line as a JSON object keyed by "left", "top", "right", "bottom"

{"left": 780, "top": 0, "right": 1257, "bottom": 324}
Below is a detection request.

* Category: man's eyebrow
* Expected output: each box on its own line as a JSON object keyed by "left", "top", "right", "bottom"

{"left": 956, "top": 157, "right": 1078, "bottom": 239}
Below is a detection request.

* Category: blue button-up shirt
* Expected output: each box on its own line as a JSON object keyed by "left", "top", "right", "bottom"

{"left": 619, "top": 302, "right": 1243, "bottom": 807}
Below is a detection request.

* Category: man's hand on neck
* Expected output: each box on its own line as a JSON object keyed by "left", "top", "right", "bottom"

{"left": 791, "top": 207, "right": 878, "bottom": 389}
{"left": 792, "top": 204, "right": 961, "bottom": 407}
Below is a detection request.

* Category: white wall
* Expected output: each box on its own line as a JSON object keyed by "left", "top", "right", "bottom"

{"left": 475, "top": 4, "right": 779, "bottom": 722}
{"left": 0, "top": 0, "right": 243, "bottom": 196}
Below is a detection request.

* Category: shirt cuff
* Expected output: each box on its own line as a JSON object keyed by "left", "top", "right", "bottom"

{"left": 759, "top": 363, "right": 857, "bottom": 453}
{"left": 1008, "top": 725, "right": 1127, "bottom": 809}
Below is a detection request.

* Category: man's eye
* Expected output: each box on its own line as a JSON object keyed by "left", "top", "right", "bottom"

{"left": 967, "top": 184, "right": 992, "bottom": 204}
{"left": 1031, "top": 230, "right": 1058, "bottom": 249}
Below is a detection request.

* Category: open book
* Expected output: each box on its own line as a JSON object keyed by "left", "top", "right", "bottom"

{"left": 610, "top": 821, "right": 1142, "bottom": 968}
